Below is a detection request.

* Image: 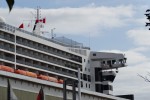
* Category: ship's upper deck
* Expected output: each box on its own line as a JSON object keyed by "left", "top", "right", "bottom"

{"left": 0, "top": 22, "right": 90, "bottom": 50}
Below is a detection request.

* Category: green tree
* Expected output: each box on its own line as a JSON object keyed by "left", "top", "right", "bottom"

{"left": 138, "top": 73, "right": 150, "bottom": 82}
{"left": 6, "top": 0, "right": 14, "bottom": 12}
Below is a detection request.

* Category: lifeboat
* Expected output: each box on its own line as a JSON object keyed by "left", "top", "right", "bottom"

{"left": 48, "top": 76, "right": 58, "bottom": 83}
{"left": 0, "top": 65, "right": 14, "bottom": 73}
{"left": 15, "top": 69, "right": 27, "bottom": 76}
{"left": 58, "top": 79, "right": 64, "bottom": 84}
{"left": 38, "top": 74, "right": 49, "bottom": 81}
{"left": 26, "top": 71, "right": 37, "bottom": 78}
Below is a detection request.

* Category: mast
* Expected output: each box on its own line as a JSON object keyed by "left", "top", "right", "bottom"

{"left": 33, "top": 6, "right": 41, "bottom": 35}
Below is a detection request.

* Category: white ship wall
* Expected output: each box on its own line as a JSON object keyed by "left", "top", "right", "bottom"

{"left": 0, "top": 71, "right": 129, "bottom": 100}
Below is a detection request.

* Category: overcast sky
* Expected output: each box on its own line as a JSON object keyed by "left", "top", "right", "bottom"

{"left": 1, "top": 0, "right": 150, "bottom": 100}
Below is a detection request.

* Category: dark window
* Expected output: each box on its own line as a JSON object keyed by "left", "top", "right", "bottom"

{"left": 95, "top": 68, "right": 102, "bottom": 82}
{"left": 93, "top": 53, "right": 96, "bottom": 56}
{"left": 102, "top": 75, "right": 115, "bottom": 82}
{"left": 95, "top": 84, "right": 103, "bottom": 93}
{"left": 86, "top": 83, "right": 87, "bottom": 88}
{"left": 84, "top": 59, "right": 86, "bottom": 62}
{"left": 88, "top": 75, "right": 91, "bottom": 82}
{"left": 80, "top": 73, "right": 82, "bottom": 79}
{"left": 103, "top": 85, "right": 109, "bottom": 90}
{"left": 112, "top": 60, "right": 116, "bottom": 64}
{"left": 102, "top": 61, "right": 105, "bottom": 64}
{"left": 102, "top": 85, "right": 113, "bottom": 90}
{"left": 81, "top": 81, "right": 83, "bottom": 87}
{"left": 83, "top": 74, "right": 87, "bottom": 81}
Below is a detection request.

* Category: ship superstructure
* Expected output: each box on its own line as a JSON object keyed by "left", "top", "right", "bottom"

{"left": 0, "top": 8, "right": 130, "bottom": 100}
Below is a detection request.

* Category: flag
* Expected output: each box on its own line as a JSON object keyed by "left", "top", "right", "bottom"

{"left": 37, "top": 87, "right": 44, "bottom": 100}
{"left": 7, "top": 79, "right": 18, "bottom": 100}
{"left": 43, "top": 18, "right": 46, "bottom": 23}
{"left": 35, "top": 18, "right": 46, "bottom": 24}
{"left": 19, "top": 23, "right": 24, "bottom": 28}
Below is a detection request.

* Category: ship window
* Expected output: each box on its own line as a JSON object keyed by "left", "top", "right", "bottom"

{"left": 102, "top": 61, "right": 105, "bottom": 64}
{"left": 88, "top": 75, "right": 91, "bottom": 82}
{"left": 112, "top": 60, "right": 116, "bottom": 64}
{"left": 119, "top": 59, "right": 123, "bottom": 64}
{"left": 84, "top": 59, "right": 86, "bottom": 62}
{"left": 80, "top": 73, "right": 82, "bottom": 79}
{"left": 103, "top": 85, "right": 109, "bottom": 90}
{"left": 86, "top": 83, "right": 87, "bottom": 88}
{"left": 93, "top": 53, "right": 96, "bottom": 56}
{"left": 81, "top": 81, "right": 83, "bottom": 87}
{"left": 83, "top": 74, "right": 87, "bottom": 81}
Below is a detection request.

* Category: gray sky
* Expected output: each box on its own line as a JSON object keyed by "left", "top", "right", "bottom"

{"left": 1, "top": 0, "right": 150, "bottom": 99}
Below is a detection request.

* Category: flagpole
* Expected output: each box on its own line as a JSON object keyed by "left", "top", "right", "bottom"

{"left": 7, "top": 79, "right": 10, "bottom": 100}
{"left": 78, "top": 68, "right": 81, "bottom": 100}
{"left": 14, "top": 27, "right": 16, "bottom": 70}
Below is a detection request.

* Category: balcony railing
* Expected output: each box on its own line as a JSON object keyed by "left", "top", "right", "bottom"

{"left": 0, "top": 45, "right": 15, "bottom": 52}
{"left": 16, "top": 59, "right": 77, "bottom": 78}
{"left": 101, "top": 63, "right": 126, "bottom": 69}
{"left": 0, "top": 34, "right": 15, "bottom": 42}
{"left": 0, "top": 55, "right": 15, "bottom": 62}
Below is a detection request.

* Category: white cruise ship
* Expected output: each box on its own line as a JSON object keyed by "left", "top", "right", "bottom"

{"left": 0, "top": 8, "right": 133, "bottom": 100}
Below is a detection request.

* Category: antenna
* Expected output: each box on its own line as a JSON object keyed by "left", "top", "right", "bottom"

{"left": 51, "top": 28, "right": 56, "bottom": 39}
{"left": 89, "top": 33, "right": 91, "bottom": 49}
{"left": 32, "top": 6, "right": 46, "bottom": 35}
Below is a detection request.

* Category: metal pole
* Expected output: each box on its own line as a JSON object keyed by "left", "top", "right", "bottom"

{"left": 14, "top": 30, "right": 16, "bottom": 70}
{"left": 72, "top": 81, "right": 76, "bottom": 100}
{"left": 63, "top": 80, "right": 67, "bottom": 100}
{"left": 78, "top": 68, "right": 81, "bottom": 100}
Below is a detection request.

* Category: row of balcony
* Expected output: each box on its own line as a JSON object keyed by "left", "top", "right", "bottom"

{"left": 0, "top": 32, "right": 15, "bottom": 42}
{"left": 0, "top": 55, "right": 15, "bottom": 62}
{"left": 16, "top": 59, "right": 77, "bottom": 78}
{"left": 0, "top": 45, "right": 15, "bottom": 52}
{"left": 101, "top": 63, "right": 126, "bottom": 69}
{"left": 16, "top": 37, "right": 82, "bottom": 63}
{"left": 16, "top": 49, "right": 80, "bottom": 70}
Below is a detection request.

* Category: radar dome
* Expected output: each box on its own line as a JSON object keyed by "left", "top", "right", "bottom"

{"left": 0, "top": 16, "right": 5, "bottom": 23}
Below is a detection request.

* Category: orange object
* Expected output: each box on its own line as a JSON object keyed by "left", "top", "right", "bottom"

{"left": 38, "top": 74, "right": 49, "bottom": 81}
{"left": 58, "top": 79, "right": 64, "bottom": 84}
{"left": 1, "top": 65, "right": 14, "bottom": 73}
{"left": 48, "top": 76, "right": 58, "bottom": 83}
{"left": 26, "top": 71, "right": 37, "bottom": 78}
{"left": 15, "top": 69, "right": 27, "bottom": 76}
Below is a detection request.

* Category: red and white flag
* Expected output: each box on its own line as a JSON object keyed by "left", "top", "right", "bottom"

{"left": 35, "top": 18, "right": 46, "bottom": 24}
{"left": 19, "top": 23, "right": 24, "bottom": 28}
{"left": 37, "top": 87, "right": 44, "bottom": 100}
{"left": 43, "top": 18, "right": 46, "bottom": 23}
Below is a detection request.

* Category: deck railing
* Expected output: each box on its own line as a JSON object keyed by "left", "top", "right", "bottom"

{"left": 0, "top": 22, "right": 90, "bottom": 49}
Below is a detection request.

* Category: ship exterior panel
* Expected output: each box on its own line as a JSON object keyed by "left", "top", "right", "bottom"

{"left": 0, "top": 21, "right": 131, "bottom": 100}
